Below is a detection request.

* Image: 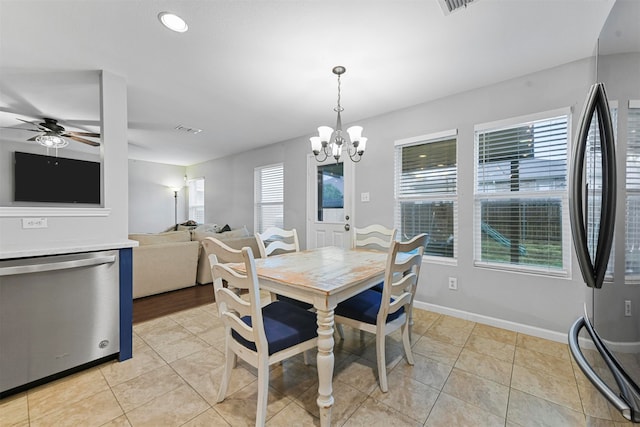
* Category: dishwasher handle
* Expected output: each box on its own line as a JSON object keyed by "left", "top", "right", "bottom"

{"left": 0, "top": 254, "right": 117, "bottom": 277}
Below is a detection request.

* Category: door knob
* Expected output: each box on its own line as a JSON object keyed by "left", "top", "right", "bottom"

{"left": 344, "top": 224, "right": 350, "bottom": 231}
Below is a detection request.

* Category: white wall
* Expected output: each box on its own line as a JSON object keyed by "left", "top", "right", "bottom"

{"left": 187, "top": 53, "right": 640, "bottom": 339}
{"left": 0, "top": 70, "right": 129, "bottom": 252}
{"left": 128, "top": 159, "right": 187, "bottom": 233}
{"left": 187, "top": 140, "right": 308, "bottom": 233}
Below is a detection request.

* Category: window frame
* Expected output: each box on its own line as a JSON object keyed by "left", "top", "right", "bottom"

{"left": 473, "top": 108, "right": 572, "bottom": 276}
{"left": 394, "top": 129, "right": 458, "bottom": 264}
{"left": 187, "top": 177, "right": 205, "bottom": 224}
{"left": 254, "top": 163, "right": 284, "bottom": 234}
{"left": 625, "top": 100, "right": 640, "bottom": 283}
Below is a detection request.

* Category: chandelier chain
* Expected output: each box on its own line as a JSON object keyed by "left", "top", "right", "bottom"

{"left": 335, "top": 73, "right": 343, "bottom": 113}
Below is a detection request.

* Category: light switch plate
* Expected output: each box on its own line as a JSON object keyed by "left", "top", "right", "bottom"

{"left": 361, "top": 192, "right": 370, "bottom": 202}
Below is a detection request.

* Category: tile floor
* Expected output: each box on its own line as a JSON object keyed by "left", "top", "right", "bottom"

{"left": 0, "top": 302, "right": 635, "bottom": 426}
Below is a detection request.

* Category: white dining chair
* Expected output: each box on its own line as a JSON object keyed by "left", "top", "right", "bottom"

{"left": 255, "top": 227, "right": 313, "bottom": 309}
{"left": 334, "top": 233, "right": 428, "bottom": 392}
{"left": 255, "top": 226, "right": 300, "bottom": 258}
{"left": 207, "top": 237, "right": 318, "bottom": 427}
{"left": 335, "top": 224, "right": 398, "bottom": 340}
{"left": 353, "top": 224, "right": 397, "bottom": 293}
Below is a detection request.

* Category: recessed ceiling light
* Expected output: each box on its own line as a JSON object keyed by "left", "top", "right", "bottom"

{"left": 158, "top": 12, "right": 188, "bottom": 33}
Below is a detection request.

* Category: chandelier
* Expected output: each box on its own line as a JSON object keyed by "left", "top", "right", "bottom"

{"left": 310, "top": 66, "right": 367, "bottom": 163}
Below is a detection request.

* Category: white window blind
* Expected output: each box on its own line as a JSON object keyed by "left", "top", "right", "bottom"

{"left": 394, "top": 131, "right": 457, "bottom": 259}
{"left": 626, "top": 105, "right": 640, "bottom": 281}
{"left": 187, "top": 178, "right": 205, "bottom": 224}
{"left": 255, "top": 163, "right": 284, "bottom": 234}
{"left": 474, "top": 112, "right": 570, "bottom": 274}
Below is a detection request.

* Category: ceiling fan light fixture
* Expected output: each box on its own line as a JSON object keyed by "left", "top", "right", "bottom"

{"left": 158, "top": 12, "right": 188, "bottom": 33}
{"left": 36, "top": 133, "right": 68, "bottom": 149}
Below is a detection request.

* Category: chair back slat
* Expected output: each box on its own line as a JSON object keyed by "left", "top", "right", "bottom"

{"left": 256, "top": 227, "right": 300, "bottom": 258}
{"left": 354, "top": 224, "right": 397, "bottom": 251}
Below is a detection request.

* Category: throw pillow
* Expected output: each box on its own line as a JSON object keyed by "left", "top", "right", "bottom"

{"left": 194, "top": 223, "right": 218, "bottom": 233}
{"left": 216, "top": 226, "right": 249, "bottom": 240}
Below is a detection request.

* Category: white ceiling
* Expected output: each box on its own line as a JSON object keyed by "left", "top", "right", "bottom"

{"left": 0, "top": 0, "right": 628, "bottom": 166}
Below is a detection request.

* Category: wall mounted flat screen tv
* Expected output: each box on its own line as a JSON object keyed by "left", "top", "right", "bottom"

{"left": 14, "top": 151, "right": 101, "bottom": 204}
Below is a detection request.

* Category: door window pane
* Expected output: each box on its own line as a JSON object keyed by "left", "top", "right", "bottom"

{"left": 317, "top": 163, "right": 344, "bottom": 222}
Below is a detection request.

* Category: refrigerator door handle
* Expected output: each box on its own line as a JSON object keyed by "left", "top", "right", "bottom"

{"left": 569, "top": 82, "right": 617, "bottom": 289}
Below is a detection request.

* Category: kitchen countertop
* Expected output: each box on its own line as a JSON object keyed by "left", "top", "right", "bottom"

{"left": 0, "top": 239, "right": 138, "bottom": 260}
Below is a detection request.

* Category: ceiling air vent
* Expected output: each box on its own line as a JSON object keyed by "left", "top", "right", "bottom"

{"left": 174, "top": 124, "right": 202, "bottom": 135}
{"left": 438, "top": 0, "right": 476, "bottom": 15}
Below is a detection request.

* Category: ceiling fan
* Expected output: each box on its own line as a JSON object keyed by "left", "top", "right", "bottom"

{"left": 9, "top": 117, "right": 101, "bottom": 148}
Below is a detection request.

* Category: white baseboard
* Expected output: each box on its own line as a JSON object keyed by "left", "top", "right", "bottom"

{"left": 413, "top": 300, "right": 570, "bottom": 344}
{"left": 414, "top": 300, "right": 640, "bottom": 354}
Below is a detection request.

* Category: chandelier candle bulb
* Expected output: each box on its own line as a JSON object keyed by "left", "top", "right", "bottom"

{"left": 318, "top": 126, "right": 333, "bottom": 144}
{"left": 346, "top": 126, "right": 363, "bottom": 143}
{"left": 310, "top": 137, "right": 322, "bottom": 154}
{"left": 358, "top": 137, "right": 367, "bottom": 153}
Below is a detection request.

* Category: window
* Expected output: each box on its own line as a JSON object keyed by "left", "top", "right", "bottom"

{"left": 255, "top": 163, "right": 284, "bottom": 233}
{"left": 626, "top": 102, "right": 640, "bottom": 281}
{"left": 394, "top": 130, "right": 457, "bottom": 259}
{"left": 187, "top": 177, "right": 205, "bottom": 223}
{"left": 474, "top": 110, "right": 570, "bottom": 274}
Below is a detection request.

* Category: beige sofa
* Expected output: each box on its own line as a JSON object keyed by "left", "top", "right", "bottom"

{"left": 128, "top": 230, "right": 201, "bottom": 298}
{"left": 192, "top": 226, "right": 262, "bottom": 285}
{"left": 128, "top": 226, "right": 263, "bottom": 298}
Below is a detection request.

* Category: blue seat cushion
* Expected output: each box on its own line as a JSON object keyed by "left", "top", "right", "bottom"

{"left": 335, "top": 289, "right": 404, "bottom": 325}
{"left": 232, "top": 301, "right": 318, "bottom": 355}
{"left": 276, "top": 294, "right": 314, "bottom": 310}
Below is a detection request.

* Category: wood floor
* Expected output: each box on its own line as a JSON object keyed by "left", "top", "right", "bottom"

{"left": 132, "top": 284, "right": 215, "bottom": 324}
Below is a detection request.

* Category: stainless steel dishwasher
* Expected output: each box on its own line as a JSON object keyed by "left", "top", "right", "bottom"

{"left": 0, "top": 250, "right": 120, "bottom": 396}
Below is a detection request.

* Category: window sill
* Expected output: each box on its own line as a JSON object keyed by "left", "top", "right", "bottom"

{"left": 0, "top": 207, "right": 111, "bottom": 218}
{"left": 473, "top": 260, "right": 569, "bottom": 279}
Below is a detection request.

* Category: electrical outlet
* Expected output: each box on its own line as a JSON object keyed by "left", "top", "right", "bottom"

{"left": 448, "top": 277, "right": 458, "bottom": 290}
{"left": 22, "top": 218, "right": 47, "bottom": 229}
{"left": 625, "top": 300, "right": 631, "bottom": 317}
{"left": 360, "top": 192, "right": 370, "bottom": 202}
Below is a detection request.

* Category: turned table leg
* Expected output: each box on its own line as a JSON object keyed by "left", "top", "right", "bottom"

{"left": 316, "top": 307, "right": 335, "bottom": 427}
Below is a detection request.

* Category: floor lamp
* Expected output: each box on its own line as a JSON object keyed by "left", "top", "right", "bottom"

{"left": 171, "top": 188, "right": 179, "bottom": 231}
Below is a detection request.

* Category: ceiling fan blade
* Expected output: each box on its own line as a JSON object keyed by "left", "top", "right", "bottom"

{"left": 68, "top": 135, "right": 100, "bottom": 147}
{"left": 0, "top": 127, "right": 41, "bottom": 132}
{"left": 66, "top": 131, "right": 101, "bottom": 138}
{"left": 17, "top": 118, "right": 48, "bottom": 131}
{"left": 27, "top": 136, "right": 39, "bottom": 141}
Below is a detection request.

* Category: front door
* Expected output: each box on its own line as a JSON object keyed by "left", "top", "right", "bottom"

{"left": 306, "top": 154, "right": 354, "bottom": 249}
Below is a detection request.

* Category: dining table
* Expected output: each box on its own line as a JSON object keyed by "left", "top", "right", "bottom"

{"left": 235, "top": 245, "right": 390, "bottom": 427}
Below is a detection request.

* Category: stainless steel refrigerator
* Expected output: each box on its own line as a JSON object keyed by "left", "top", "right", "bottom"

{"left": 568, "top": 78, "right": 640, "bottom": 423}
{"left": 567, "top": 2, "right": 640, "bottom": 418}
